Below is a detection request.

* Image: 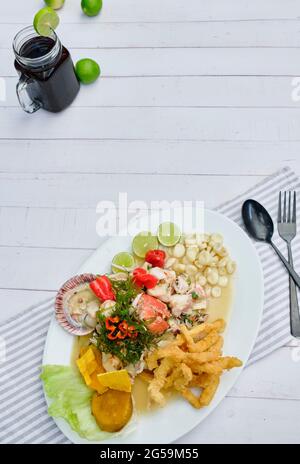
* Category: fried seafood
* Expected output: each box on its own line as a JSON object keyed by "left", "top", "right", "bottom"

{"left": 146, "top": 319, "right": 242, "bottom": 409}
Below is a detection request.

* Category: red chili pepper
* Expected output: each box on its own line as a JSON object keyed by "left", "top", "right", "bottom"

{"left": 127, "top": 325, "right": 138, "bottom": 338}
{"left": 89, "top": 275, "right": 115, "bottom": 301}
{"left": 105, "top": 316, "right": 120, "bottom": 331}
{"left": 118, "top": 320, "right": 128, "bottom": 335}
{"left": 132, "top": 268, "right": 158, "bottom": 289}
{"left": 105, "top": 316, "right": 139, "bottom": 341}
{"left": 145, "top": 249, "right": 166, "bottom": 268}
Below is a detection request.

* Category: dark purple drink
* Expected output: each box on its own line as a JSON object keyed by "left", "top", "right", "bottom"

{"left": 13, "top": 27, "right": 80, "bottom": 113}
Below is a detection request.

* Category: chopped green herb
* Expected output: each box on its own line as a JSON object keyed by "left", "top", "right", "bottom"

{"left": 94, "top": 277, "right": 157, "bottom": 365}
{"left": 191, "top": 292, "right": 198, "bottom": 299}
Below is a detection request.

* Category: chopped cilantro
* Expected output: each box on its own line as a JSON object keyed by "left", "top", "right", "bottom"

{"left": 94, "top": 277, "right": 156, "bottom": 365}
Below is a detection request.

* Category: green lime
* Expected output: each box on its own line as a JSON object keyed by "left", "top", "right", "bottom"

{"left": 75, "top": 59, "right": 101, "bottom": 84}
{"left": 132, "top": 232, "right": 159, "bottom": 259}
{"left": 81, "top": 0, "right": 102, "bottom": 17}
{"left": 112, "top": 252, "right": 135, "bottom": 273}
{"left": 157, "top": 222, "right": 181, "bottom": 247}
{"left": 44, "top": 0, "right": 65, "bottom": 10}
{"left": 33, "top": 7, "right": 59, "bottom": 37}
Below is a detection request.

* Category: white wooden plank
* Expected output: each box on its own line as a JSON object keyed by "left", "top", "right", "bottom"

{"left": 3, "top": 20, "right": 300, "bottom": 49}
{"left": 3, "top": 48, "right": 300, "bottom": 77}
{"left": 0, "top": 247, "right": 91, "bottom": 290}
{"left": 0, "top": 140, "right": 299, "bottom": 176}
{"left": 0, "top": 194, "right": 296, "bottom": 249}
{"left": 2, "top": 76, "right": 300, "bottom": 108}
{"left": 0, "top": 207, "right": 99, "bottom": 249}
{"left": 1, "top": 107, "right": 300, "bottom": 140}
{"left": 176, "top": 396, "right": 300, "bottom": 444}
{"left": 0, "top": 289, "right": 54, "bottom": 324}
{"left": 2, "top": 0, "right": 299, "bottom": 23}
{"left": 0, "top": 173, "right": 262, "bottom": 208}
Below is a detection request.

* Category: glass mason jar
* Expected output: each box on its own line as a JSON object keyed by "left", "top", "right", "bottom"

{"left": 13, "top": 26, "right": 80, "bottom": 114}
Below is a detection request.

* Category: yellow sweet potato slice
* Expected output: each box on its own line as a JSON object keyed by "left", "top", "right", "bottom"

{"left": 92, "top": 390, "right": 133, "bottom": 433}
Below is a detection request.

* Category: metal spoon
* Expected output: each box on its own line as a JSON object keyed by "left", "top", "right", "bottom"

{"left": 242, "top": 199, "right": 300, "bottom": 289}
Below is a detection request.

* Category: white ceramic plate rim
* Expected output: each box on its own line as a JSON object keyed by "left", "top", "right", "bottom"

{"left": 43, "top": 208, "right": 264, "bottom": 444}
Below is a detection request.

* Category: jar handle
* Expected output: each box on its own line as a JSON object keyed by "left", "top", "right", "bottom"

{"left": 16, "top": 75, "right": 41, "bottom": 114}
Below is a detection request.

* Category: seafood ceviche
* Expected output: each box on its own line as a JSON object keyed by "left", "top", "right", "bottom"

{"left": 41, "top": 223, "right": 242, "bottom": 441}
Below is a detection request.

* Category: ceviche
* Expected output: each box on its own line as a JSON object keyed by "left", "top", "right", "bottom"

{"left": 41, "top": 223, "right": 242, "bottom": 440}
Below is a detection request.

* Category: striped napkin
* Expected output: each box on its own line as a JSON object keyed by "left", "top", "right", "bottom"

{"left": 0, "top": 166, "right": 299, "bottom": 444}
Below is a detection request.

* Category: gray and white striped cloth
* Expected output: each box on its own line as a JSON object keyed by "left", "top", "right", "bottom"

{"left": 0, "top": 166, "right": 299, "bottom": 444}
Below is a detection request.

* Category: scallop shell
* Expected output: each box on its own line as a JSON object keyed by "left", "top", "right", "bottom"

{"left": 55, "top": 273, "right": 97, "bottom": 336}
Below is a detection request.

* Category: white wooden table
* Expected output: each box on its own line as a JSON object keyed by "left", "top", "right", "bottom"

{"left": 1, "top": 0, "right": 300, "bottom": 444}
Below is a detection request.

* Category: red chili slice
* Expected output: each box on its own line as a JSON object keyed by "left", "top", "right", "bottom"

{"left": 116, "top": 330, "right": 127, "bottom": 339}
{"left": 89, "top": 280, "right": 104, "bottom": 299}
{"left": 127, "top": 325, "right": 138, "bottom": 338}
{"left": 118, "top": 320, "right": 128, "bottom": 334}
{"left": 105, "top": 316, "right": 120, "bottom": 331}
{"left": 90, "top": 275, "right": 116, "bottom": 301}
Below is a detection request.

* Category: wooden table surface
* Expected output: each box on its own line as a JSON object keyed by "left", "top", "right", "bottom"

{"left": 1, "top": 0, "right": 300, "bottom": 444}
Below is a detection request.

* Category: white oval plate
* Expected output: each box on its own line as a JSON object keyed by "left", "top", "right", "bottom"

{"left": 43, "top": 209, "right": 264, "bottom": 444}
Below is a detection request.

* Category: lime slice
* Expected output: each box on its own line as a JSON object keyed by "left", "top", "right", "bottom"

{"left": 81, "top": 0, "right": 102, "bottom": 17}
{"left": 157, "top": 222, "right": 181, "bottom": 247}
{"left": 132, "top": 232, "right": 159, "bottom": 259}
{"left": 75, "top": 59, "right": 101, "bottom": 85}
{"left": 112, "top": 252, "right": 135, "bottom": 273}
{"left": 33, "top": 7, "right": 59, "bottom": 37}
{"left": 44, "top": 0, "right": 65, "bottom": 10}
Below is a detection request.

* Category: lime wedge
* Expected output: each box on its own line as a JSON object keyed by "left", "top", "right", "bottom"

{"left": 33, "top": 7, "right": 59, "bottom": 37}
{"left": 112, "top": 252, "right": 135, "bottom": 273}
{"left": 157, "top": 222, "right": 181, "bottom": 247}
{"left": 132, "top": 232, "right": 159, "bottom": 259}
{"left": 44, "top": 0, "right": 65, "bottom": 10}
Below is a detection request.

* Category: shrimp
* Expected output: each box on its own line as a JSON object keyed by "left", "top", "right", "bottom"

{"left": 135, "top": 294, "right": 170, "bottom": 334}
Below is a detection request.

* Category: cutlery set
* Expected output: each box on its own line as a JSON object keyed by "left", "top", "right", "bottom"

{"left": 242, "top": 192, "right": 300, "bottom": 338}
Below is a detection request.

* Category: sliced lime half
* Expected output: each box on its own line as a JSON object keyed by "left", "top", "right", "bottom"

{"left": 33, "top": 7, "right": 59, "bottom": 37}
{"left": 157, "top": 222, "right": 181, "bottom": 247}
{"left": 44, "top": 0, "right": 65, "bottom": 10}
{"left": 132, "top": 232, "right": 158, "bottom": 259}
{"left": 112, "top": 252, "right": 135, "bottom": 273}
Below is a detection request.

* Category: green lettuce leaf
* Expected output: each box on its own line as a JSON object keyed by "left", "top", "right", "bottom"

{"left": 40, "top": 365, "right": 109, "bottom": 441}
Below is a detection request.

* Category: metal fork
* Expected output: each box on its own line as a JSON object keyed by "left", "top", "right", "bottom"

{"left": 278, "top": 191, "right": 300, "bottom": 338}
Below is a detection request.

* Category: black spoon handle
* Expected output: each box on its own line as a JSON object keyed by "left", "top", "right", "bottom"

{"left": 287, "top": 243, "right": 300, "bottom": 338}
{"left": 270, "top": 241, "right": 300, "bottom": 289}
